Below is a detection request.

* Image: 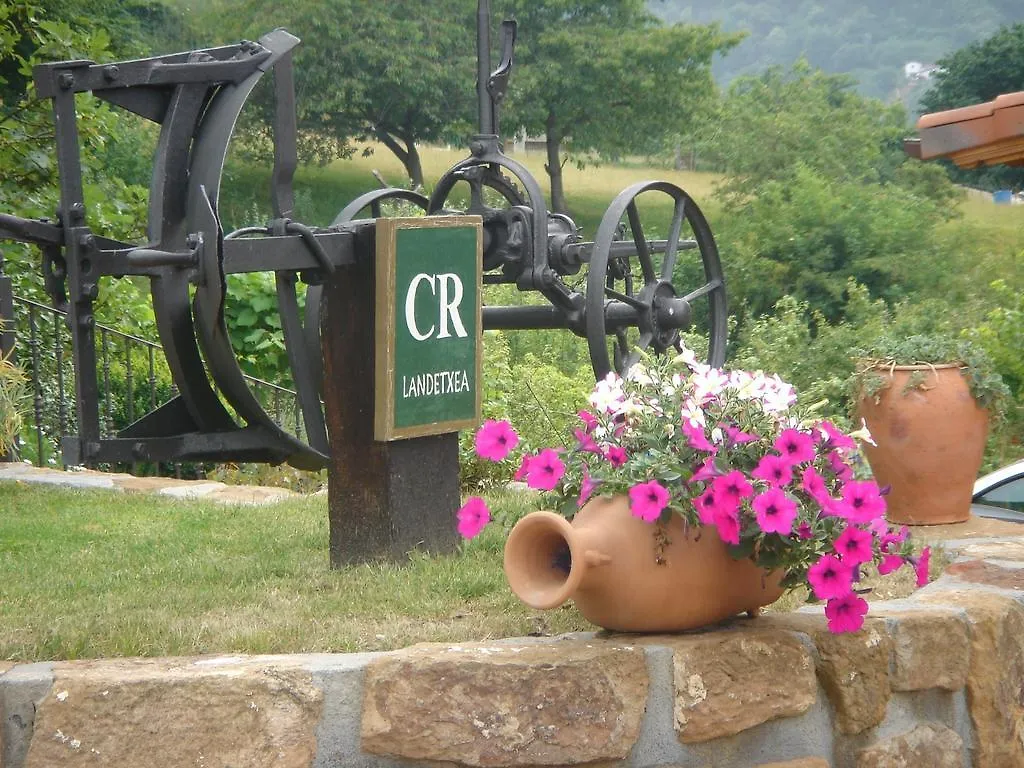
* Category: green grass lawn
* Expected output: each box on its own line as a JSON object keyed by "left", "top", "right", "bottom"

{"left": 0, "top": 481, "right": 936, "bottom": 662}
{"left": 0, "top": 484, "right": 588, "bottom": 661}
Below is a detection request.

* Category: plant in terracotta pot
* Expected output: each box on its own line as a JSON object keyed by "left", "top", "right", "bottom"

{"left": 851, "top": 333, "right": 1008, "bottom": 526}
{"left": 459, "top": 347, "right": 926, "bottom": 635}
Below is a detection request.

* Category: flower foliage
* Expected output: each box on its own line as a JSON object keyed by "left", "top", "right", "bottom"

{"left": 460, "top": 347, "right": 928, "bottom": 634}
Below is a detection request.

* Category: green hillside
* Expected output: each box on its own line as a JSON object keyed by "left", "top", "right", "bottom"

{"left": 649, "top": 0, "right": 1024, "bottom": 109}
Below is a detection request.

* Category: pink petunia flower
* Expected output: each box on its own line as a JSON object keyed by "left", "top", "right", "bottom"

{"left": 693, "top": 486, "right": 721, "bottom": 525}
{"left": 573, "top": 428, "right": 600, "bottom": 454}
{"left": 604, "top": 445, "right": 628, "bottom": 468}
{"left": 878, "top": 554, "right": 905, "bottom": 575}
{"left": 682, "top": 421, "right": 717, "bottom": 453}
{"left": 828, "top": 451, "right": 854, "bottom": 482}
{"left": 751, "top": 454, "right": 793, "bottom": 487}
{"left": 879, "top": 526, "right": 910, "bottom": 553}
{"left": 525, "top": 449, "right": 566, "bottom": 491}
{"left": 774, "top": 428, "right": 816, "bottom": 465}
{"left": 801, "top": 466, "right": 831, "bottom": 506}
{"left": 797, "top": 521, "right": 814, "bottom": 540}
{"left": 713, "top": 470, "right": 754, "bottom": 506}
{"left": 839, "top": 481, "right": 887, "bottom": 524}
{"left": 816, "top": 420, "right": 857, "bottom": 451}
{"left": 752, "top": 488, "right": 798, "bottom": 535}
{"left": 474, "top": 419, "right": 519, "bottom": 462}
{"left": 578, "top": 470, "right": 598, "bottom": 508}
{"left": 915, "top": 546, "right": 931, "bottom": 587}
{"left": 689, "top": 456, "right": 722, "bottom": 485}
{"left": 578, "top": 409, "right": 598, "bottom": 433}
{"left": 513, "top": 454, "right": 533, "bottom": 481}
{"left": 833, "top": 526, "right": 874, "bottom": 565}
{"left": 629, "top": 480, "right": 670, "bottom": 523}
{"left": 456, "top": 496, "right": 491, "bottom": 539}
{"left": 825, "top": 592, "right": 869, "bottom": 633}
{"left": 713, "top": 506, "right": 741, "bottom": 545}
{"left": 722, "top": 423, "right": 759, "bottom": 445}
{"left": 807, "top": 554, "right": 854, "bottom": 600}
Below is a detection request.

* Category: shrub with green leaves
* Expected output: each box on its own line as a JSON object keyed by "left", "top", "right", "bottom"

{"left": 0, "top": 349, "right": 27, "bottom": 455}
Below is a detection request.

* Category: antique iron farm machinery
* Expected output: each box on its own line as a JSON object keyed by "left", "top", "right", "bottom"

{"left": 0, "top": 1, "right": 727, "bottom": 557}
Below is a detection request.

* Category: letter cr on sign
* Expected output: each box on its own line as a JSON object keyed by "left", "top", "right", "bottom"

{"left": 374, "top": 216, "right": 483, "bottom": 440}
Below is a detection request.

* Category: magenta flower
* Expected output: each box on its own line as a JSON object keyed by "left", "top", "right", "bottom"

{"left": 816, "top": 420, "right": 857, "bottom": 451}
{"left": 797, "top": 521, "right": 814, "bottom": 540}
{"left": 513, "top": 454, "right": 533, "bottom": 481}
{"left": 828, "top": 451, "right": 854, "bottom": 483}
{"left": 833, "top": 526, "right": 874, "bottom": 565}
{"left": 682, "top": 421, "right": 717, "bottom": 453}
{"left": 801, "top": 466, "right": 831, "bottom": 507}
{"left": 915, "top": 546, "right": 931, "bottom": 587}
{"left": 752, "top": 454, "right": 793, "bottom": 487}
{"left": 689, "top": 456, "right": 722, "bottom": 485}
{"left": 807, "top": 554, "right": 854, "bottom": 600}
{"left": 713, "top": 506, "right": 741, "bottom": 545}
{"left": 825, "top": 592, "right": 869, "bottom": 633}
{"left": 578, "top": 409, "right": 598, "bottom": 433}
{"left": 474, "top": 419, "right": 519, "bottom": 462}
{"left": 774, "top": 428, "right": 816, "bottom": 465}
{"left": 573, "top": 428, "right": 600, "bottom": 454}
{"left": 713, "top": 470, "right": 754, "bottom": 506}
{"left": 722, "top": 423, "right": 759, "bottom": 445}
{"left": 693, "top": 486, "right": 724, "bottom": 525}
{"left": 752, "top": 488, "right": 798, "bottom": 535}
{"left": 839, "top": 481, "right": 887, "bottom": 523}
{"left": 879, "top": 526, "right": 909, "bottom": 553}
{"left": 604, "top": 445, "right": 628, "bottom": 468}
{"left": 525, "top": 449, "right": 566, "bottom": 491}
{"left": 629, "top": 480, "right": 670, "bottom": 523}
{"left": 878, "top": 554, "right": 905, "bottom": 575}
{"left": 578, "top": 470, "right": 598, "bottom": 508}
{"left": 456, "top": 496, "right": 491, "bottom": 539}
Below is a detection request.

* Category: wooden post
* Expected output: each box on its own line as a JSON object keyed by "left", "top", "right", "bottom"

{"left": 321, "top": 220, "right": 480, "bottom": 566}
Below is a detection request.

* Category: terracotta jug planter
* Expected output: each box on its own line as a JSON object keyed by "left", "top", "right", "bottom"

{"left": 856, "top": 364, "right": 989, "bottom": 525}
{"left": 503, "top": 495, "right": 783, "bottom": 633}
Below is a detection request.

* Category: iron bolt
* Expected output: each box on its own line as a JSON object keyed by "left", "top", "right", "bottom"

{"left": 470, "top": 140, "right": 485, "bottom": 157}
{"left": 69, "top": 202, "right": 85, "bottom": 222}
{"left": 102, "top": 65, "right": 119, "bottom": 81}
{"left": 186, "top": 233, "right": 200, "bottom": 249}
{"left": 79, "top": 315, "right": 94, "bottom": 329}
{"left": 132, "top": 442, "right": 148, "bottom": 460}
{"left": 57, "top": 72, "right": 75, "bottom": 90}
{"left": 78, "top": 233, "right": 96, "bottom": 249}
{"left": 81, "top": 283, "right": 99, "bottom": 300}
{"left": 85, "top": 442, "right": 101, "bottom": 459}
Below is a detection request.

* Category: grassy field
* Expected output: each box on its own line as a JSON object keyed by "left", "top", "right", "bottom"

{"left": 219, "top": 142, "right": 721, "bottom": 241}
{"left": 0, "top": 481, "right": 934, "bottom": 662}
{"left": 0, "top": 483, "right": 591, "bottom": 661}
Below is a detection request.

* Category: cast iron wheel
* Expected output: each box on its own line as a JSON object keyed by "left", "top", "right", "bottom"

{"left": 585, "top": 181, "right": 727, "bottom": 379}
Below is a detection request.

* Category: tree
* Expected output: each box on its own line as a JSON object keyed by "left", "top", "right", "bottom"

{"left": 230, "top": 0, "right": 478, "bottom": 188}
{"left": 920, "top": 23, "right": 1024, "bottom": 190}
{"left": 498, "top": 0, "right": 740, "bottom": 213}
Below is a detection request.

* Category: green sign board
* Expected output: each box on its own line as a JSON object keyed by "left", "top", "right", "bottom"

{"left": 374, "top": 216, "right": 483, "bottom": 440}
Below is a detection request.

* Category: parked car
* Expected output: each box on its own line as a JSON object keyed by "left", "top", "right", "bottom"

{"left": 971, "top": 459, "right": 1024, "bottom": 522}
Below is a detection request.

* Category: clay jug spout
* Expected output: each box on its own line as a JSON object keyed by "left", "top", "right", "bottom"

{"left": 503, "top": 510, "right": 609, "bottom": 610}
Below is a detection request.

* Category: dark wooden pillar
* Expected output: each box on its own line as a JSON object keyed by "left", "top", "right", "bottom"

{"left": 321, "top": 234, "right": 461, "bottom": 566}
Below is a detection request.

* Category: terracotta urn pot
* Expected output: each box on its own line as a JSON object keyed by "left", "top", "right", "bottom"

{"left": 856, "top": 364, "right": 988, "bottom": 525}
{"left": 503, "top": 495, "right": 783, "bottom": 633}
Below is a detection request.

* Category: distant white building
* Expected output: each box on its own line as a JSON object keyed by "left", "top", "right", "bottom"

{"left": 904, "top": 61, "right": 941, "bottom": 81}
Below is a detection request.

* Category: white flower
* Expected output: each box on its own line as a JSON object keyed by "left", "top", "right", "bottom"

{"left": 849, "top": 418, "right": 877, "bottom": 446}
{"left": 589, "top": 373, "right": 625, "bottom": 414}
{"left": 691, "top": 367, "right": 729, "bottom": 404}
{"left": 680, "top": 397, "right": 706, "bottom": 428}
{"left": 626, "top": 364, "right": 653, "bottom": 387}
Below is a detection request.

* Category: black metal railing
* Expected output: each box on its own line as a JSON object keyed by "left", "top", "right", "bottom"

{"left": 8, "top": 295, "right": 303, "bottom": 475}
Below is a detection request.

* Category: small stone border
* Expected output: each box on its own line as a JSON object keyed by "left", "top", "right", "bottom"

{"left": 2, "top": 525, "right": 1024, "bottom": 767}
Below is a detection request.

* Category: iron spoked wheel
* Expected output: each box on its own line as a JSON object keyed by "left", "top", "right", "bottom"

{"left": 427, "top": 161, "right": 527, "bottom": 271}
{"left": 585, "top": 180, "right": 727, "bottom": 380}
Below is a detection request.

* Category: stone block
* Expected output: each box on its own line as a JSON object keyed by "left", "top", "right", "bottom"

{"left": 756, "top": 614, "right": 892, "bottom": 735}
{"left": 0, "top": 662, "right": 10, "bottom": 768}
{"left": 945, "top": 558, "right": 1024, "bottom": 590}
{"left": 663, "top": 627, "right": 817, "bottom": 743}
{"left": 855, "top": 723, "right": 963, "bottom": 767}
{"left": 873, "top": 608, "right": 970, "bottom": 691}
{"left": 361, "top": 639, "right": 647, "bottom": 766}
{"left": 919, "top": 588, "right": 1024, "bottom": 768}
{"left": 23, "top": 657, "right": 322, "bottom": 768}
{"left": 756, "top": 759, "right": 831, "bottom": 768}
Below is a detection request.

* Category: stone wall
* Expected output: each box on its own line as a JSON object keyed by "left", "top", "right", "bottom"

{"left": 3, "top": 532, "right": 1024, "bottom": 768}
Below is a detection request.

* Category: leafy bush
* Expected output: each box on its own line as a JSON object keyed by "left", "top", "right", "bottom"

{"left": 0, "top": 349, "right": 27, "bottom": 455}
